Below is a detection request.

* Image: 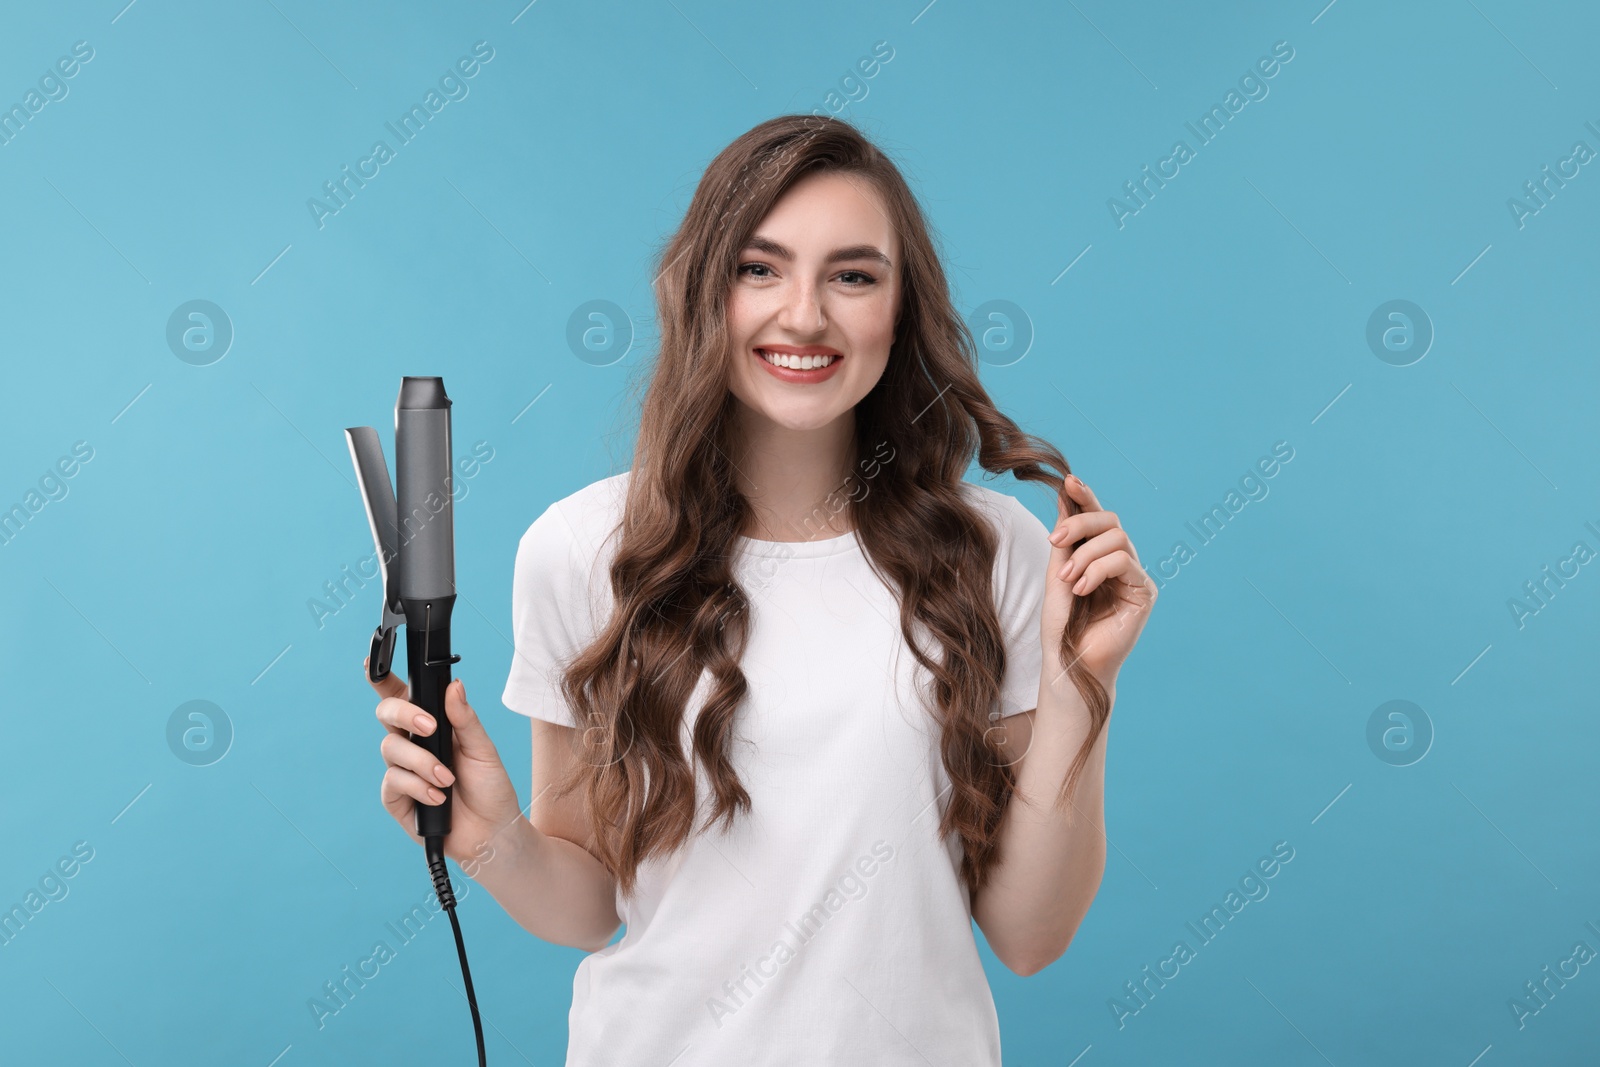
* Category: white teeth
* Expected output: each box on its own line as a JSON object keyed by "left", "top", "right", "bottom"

{"left": 759, "top": 350, "right": 837, "bottom": 370}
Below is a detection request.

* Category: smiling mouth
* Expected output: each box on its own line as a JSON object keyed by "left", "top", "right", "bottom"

{"left": 754, "top": 348, "right": 842, "bottom": 371}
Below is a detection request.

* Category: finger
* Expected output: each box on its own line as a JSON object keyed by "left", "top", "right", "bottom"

{"left": 381, "top": 731, "right": 457, "bottom": 788}
{"left": 1049, "top": 508, "right": 1120, "bottom": 548}
{"left": 383, "top": 764, "right": 447, "bottom": 809}
{"left": 365, "top": 656, "right": 409, "bottom": 701}
{"left": 379, "top": 776, "right": 421, "bottom": 846}
{"left": 1059, "top": 527, "right": 1133, "bottom": 582}
{"left": 376, "top": 695, "right": 430, "bottom": 737}
{"left": 443, "top": 679, "right": 500, "bottom": 763}
{"left": 1062, "top": 473, "right": 1103, "bottom": 512}
{"left": 1073, "top": 548, "right": 1144, "bottom": 597}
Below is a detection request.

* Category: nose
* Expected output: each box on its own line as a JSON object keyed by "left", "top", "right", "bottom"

{"left": 775, "top": 277, "right": 826, "bottom": 334}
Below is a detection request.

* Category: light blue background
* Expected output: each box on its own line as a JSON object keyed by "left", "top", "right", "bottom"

{"left": 2, "top": 0, "right": 1597, "bottom": 1063}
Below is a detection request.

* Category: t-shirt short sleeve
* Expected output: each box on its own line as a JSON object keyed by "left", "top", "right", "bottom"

{"left": 988, "top": 489, "right": 1053, "bottom": 719}
{"left": 500, "top": 500, "right": 610, "bottom": 728}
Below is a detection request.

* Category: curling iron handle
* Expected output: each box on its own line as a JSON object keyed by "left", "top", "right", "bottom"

{"left": 404, "top": 619, "right": 461, "bottom": 840}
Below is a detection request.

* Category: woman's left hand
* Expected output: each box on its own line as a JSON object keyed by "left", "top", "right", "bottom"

{"left": 1039, "top": 473, "right": 1157, "bottom": 696}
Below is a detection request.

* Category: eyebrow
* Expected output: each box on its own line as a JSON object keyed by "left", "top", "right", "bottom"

{"left": 741, "top": 235, "right": 893, "bottom": 270}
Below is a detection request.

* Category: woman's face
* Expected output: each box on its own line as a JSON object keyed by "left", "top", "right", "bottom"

{"left": 725, "top": 170, "right": 901, "bottom": 433}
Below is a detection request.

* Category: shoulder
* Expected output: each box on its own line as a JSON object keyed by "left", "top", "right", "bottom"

{"left": 959, "top": 480, "right": 1054, "bottom": 606}
{"left": 503, "top": 474, "right": 631, "bottom": 714}
{"left": 517, "top": 470, "right": 631, "bottom": 558}
{"left": 958, "top": 479, "right": 1052, "bottom": 544}
{"left": 512, "top": 471, "right": 632, "bottom": 611}
{"left": 960, "top": 482, "right": 1053, "bottom": 658}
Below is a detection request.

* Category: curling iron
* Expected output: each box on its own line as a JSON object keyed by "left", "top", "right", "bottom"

{"left": 346, "top": 376, "right": 485, "bottom": 1065}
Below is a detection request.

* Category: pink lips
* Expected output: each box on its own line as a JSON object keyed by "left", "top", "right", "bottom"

{"left": 753, "top": 346, "right": 844, "bottom": 384}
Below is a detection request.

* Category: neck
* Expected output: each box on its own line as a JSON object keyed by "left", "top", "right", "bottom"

{"left": 730, "top": 403, "right": 857, "bottom": 542}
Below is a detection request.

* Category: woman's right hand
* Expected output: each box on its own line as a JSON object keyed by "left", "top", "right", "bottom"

{"left": 368, "top": 657, "right": 525, "bottom": 868}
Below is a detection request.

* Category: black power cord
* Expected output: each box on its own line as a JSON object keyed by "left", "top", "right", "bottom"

{"left": 425, "top": 835, "right": 486, "bottom": 1066}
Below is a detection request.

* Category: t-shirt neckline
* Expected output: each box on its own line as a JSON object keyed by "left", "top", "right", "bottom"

{"left": 735, "top": 528, "right": 861, "bottom": 559}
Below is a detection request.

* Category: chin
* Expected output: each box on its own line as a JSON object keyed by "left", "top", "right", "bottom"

{"left": 755, "top": 404, "right": 844, "bottom": 431}
{"left": 732, "top": 377, "right": 852, "bottom": 427}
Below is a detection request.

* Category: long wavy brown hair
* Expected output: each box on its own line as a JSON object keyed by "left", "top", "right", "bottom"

{"left": 555, "top": 113, "right": 1114, "bottom": 901}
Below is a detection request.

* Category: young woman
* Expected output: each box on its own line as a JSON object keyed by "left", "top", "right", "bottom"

{"left": 370, "top": 114, "right": 1156, "bottom": 1064}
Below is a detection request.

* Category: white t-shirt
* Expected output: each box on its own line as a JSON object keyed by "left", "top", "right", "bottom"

{"left": 500, "top": 470, "right": 1052, "bottom": 1066}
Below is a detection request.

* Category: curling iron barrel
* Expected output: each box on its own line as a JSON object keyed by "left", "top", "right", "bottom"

{"left": 397, "top": 377, "right": 459, "bottom": 840}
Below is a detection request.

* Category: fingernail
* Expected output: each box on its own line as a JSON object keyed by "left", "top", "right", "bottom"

{"left": 436, "top": 765, "right": 455, "bottom": 786}
{"left": 428, "top": 787, "right": 445, "bottom": 803}
{"left": 414, "top": 713, "right": 434, "bottom": 733}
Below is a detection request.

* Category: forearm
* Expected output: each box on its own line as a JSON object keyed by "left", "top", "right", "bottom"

{"left": 468, "top": 815, "right": 622, "bottom": 952}
{"left": 977, "top": 681, "right": 1111, "bottom": 975}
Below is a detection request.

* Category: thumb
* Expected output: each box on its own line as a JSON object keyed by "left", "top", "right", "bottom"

{"left": 1042, "top": 490, "right": 1080, "bottom": 635}
{"left": 1050, "top": 490, "right": 1070, "bottom": 558}
{"left": 1047, "top": 488, "right": 1078, "bottom": 574}
{"left": 365, "top": 655, "right": 409, "bottom": 700}
{"left": 443, "top": 678, "right": 497, "bottom": 760}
